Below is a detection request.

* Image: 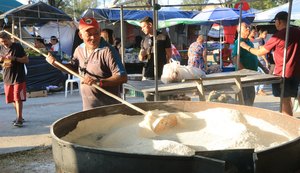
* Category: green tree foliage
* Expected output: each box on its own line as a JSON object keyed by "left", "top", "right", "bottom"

{"left": 32, "top": 0, "right": 97, "bottom": 19}
{"left": 33, "top": 0, "right": 290, "bottom": 18}
{"left": 118, "top": 0, "right": 154, "bottom": 10}
{"left": 245, "top": 0, "right": 283, "bottom": 10}
{"left": 181, "top": 0, "right": 207, "bottom": 11}
{"left": 74, "top": 0, "right": 98, "bottom": 18}
{"left": 180, "top": 0, "right": 289, "bottom": 11}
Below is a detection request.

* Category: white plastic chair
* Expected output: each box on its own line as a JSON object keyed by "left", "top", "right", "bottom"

{"left": 65, "top": 74, "right": 80, "bottom": 97}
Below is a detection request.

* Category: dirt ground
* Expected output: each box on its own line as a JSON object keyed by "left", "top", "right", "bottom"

{"left": 0, "top": 147, "right": 55, "bottom": 173}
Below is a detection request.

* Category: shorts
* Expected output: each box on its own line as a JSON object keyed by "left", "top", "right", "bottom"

{"left": 4, "top": 82, "right": 27, "bottom": 103}
{"left": 272, "top": 77, "right": 299, "bottom": 98}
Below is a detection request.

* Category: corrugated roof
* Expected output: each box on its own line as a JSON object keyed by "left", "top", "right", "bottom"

{"left": 0, "top": 0, "right": 23, "bottom": 13}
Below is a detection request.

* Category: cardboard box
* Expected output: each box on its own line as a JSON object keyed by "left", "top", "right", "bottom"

{"left": 27, "top": 90, "right": 47, "bottom": 98}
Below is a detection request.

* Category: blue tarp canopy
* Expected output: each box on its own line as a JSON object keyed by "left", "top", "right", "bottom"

{"left": 0, "top": 0, "right": 22, "bottom": 14}
{"left": 82, "top": 8, "right": 254, "bottom": 28}
{"left": 0, "top": 1, "right": 72, "bottom": 26}
{"left": 82, "top": 8, "right": 198, "bottom": 21}
{"left": 192, "top": 7, "right": 255, "bottom": 26}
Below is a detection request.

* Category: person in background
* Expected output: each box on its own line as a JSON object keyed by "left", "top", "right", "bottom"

{"left": 113, "top": 37, "right": 122, "bottom": 55}
{"left": 248, "top": 27, "right": 257, "bottom": 42}
{"left": 138, "top": 16, "right": 172, "bottom": 80}
{"left": 188, "top": 34, "right": 207, "bottom": 72}
{"left": 255, "top": 29, "right": 269, "bottom": 96}
{"left": 46, "top": 17, "right": 127, "bottom": 110}
{"left": 240, "top": 11, "right": 300, "bottom": 116}
{"left": 0, "top": 31, "right": 29, "bottom": 127}
{"left": 221, "top": 42, "right": 232, "bottom": 66}
{"left": 50, "top": 36, "right": 59, "bottom": 52}
{"left": 101, "top": 29, "right": 122, "bottom": 55}
{"left": 248, "top": 27, "right": 269, "bottom": 74}
{"left": 267, "top": 51, "right": 275, "bottom": 75}
{"left": 34, "top": 36, "right": 47, "bottom": 51}
{"left": 232, "top": 22, "right": 258, "bottom": 106}
{"left": 129, "top": 35, "right": 143, "bottom": 49}
{"left": 101, "top": 28, "right": 114, "bottom": 45}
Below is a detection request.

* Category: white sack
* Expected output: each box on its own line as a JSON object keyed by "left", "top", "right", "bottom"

{"left": 161, "top": 60, "right": 206, "bottom": 84}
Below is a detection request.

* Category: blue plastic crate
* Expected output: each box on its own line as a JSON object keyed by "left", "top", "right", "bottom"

{"left": 222, "top": 67, "right": 236, "bottom": 72}
{"left": 126, "top": 89, "right": 144, "bottom": 97}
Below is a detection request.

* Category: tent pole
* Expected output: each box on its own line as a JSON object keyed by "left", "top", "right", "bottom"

{"left": 19, "top": 18, "right": 23, "bottom": 46}
{"left": 12, "top": 16, "right": 15, "bottom": 42}
{"left": 56, "top": 19, "right": 63, "bottom": 59}
{"left": 120, "top": 5, "right": 125, "bottom": 65}
{"left": 72, "top": 0, "right": 76, "bottom": 19}
{"left": 219, "top": 23, "right": 223, "bottom": 68}
{"left": 280, "top": 0, "right": 293, "bottom": 113}
{"left": 120, "top": 5, "right": 125, "bottom": 99}
{"left": 152, "top": 0, "right": 158, "bottom": 101}
{"left": 236, "top": 3, "right": 243, "bottom": 71}
{"left": 38, "top": 3, "right": 40, "bottom": 19}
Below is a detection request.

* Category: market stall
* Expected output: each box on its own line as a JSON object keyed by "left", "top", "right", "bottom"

{"left": 0, "top": 1, "right": 73, "bottom": 92}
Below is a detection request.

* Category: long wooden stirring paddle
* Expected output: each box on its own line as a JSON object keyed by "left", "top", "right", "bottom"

{"left": 4, "top": 30, "right": 177, "bottom": 133}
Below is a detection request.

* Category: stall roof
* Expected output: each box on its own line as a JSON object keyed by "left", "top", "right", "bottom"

{"left": 0, "top": 0, "right": 23, "bottom": 14}
{"left": 254, "top": 0, "right": 300, "bottom": 22}
{"left": 0, "top": 1, "right": 72, "bottom": 26}
{"left": 81, "top": 8, "right": 198, "bottom": 21}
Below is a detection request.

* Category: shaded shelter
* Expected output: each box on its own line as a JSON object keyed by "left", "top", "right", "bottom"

{"left": 82, "top": 8, "right": 197, "bottom": 21}
{"left": 82, "top": 8, "right": 198, "bottom": 29}
{"left": 192, "top": 7, "right": 254, "bottom": 26}
{"left": 0, "top": 1, "right": 73, "bottom": 92}
{"left": 254, "top": 0, "right": 300, "bottom": 22}
{"left": 0, "top": 1, "right": 72, "bottom": 26}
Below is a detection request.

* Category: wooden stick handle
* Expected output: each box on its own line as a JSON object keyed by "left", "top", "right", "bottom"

{"left": 4, "top": 30, "right": 48, "bottom": 58}
{"left": 4, "top": 30, "right": 148, "bottom": 116}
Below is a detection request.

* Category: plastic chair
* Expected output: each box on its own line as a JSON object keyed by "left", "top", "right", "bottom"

{"left": 65, "top": 74, "right": 80, "bottom": 97}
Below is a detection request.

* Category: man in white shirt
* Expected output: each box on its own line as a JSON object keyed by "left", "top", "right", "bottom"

{"left": 50, "top": 36, "right": 59, "bottom": 52}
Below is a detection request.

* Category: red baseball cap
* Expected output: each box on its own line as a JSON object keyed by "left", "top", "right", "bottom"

{"left": 79, "top": 17, "right": 100, "bottom": 32}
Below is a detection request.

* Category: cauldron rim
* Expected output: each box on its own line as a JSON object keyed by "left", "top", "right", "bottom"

{"left": 51, "top": 101, "right": 300, "bottom": 155}
{"left": 50, "top": 101, "right": 300, "bottom": 173}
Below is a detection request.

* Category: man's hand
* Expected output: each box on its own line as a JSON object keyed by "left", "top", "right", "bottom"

{"left": 6, "top": 55, "right": 16, "bottom": 61}
{"left": 46, "top": 53, "right": 56, "bottom": 65}
{"left": 81, "top": 76, "right": 96, "bottom": 86}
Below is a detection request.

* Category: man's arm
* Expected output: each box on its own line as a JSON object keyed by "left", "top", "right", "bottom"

{"left": 203, "top": 47, "right": 208, "bottom": 70}
{"left": 165, "top": 47, "right": 172, "bottom": 63}
{"left": 100, "top": 74, "right": 128, "bottom": 87}
{"left": 233, "top": 56, "right": 245, "bottom": 70}
{"left": 15, "top": 55, "right": 29, "bottom": 64}
{"left": 6, "top": 54, "right": 29, "bottom": 64}
{"left": 240, "top": 41, "right": 269, "bottom": 56}
{"left": 138, "top": 49, "right": 147, "bottom": 61}
{"left": 46, "top": 53, "right": 77, "bottom": 73}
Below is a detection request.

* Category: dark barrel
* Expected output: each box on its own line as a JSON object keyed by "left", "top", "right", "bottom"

{"left": 51, "top": 101, "right": 300, "bottom": 173}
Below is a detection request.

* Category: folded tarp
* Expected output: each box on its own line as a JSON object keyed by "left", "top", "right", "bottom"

{"left": 26, "top": 54, "right": 66, "bottom": 92}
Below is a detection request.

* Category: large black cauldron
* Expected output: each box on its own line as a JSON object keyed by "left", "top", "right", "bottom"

{"left": 51, "top": 101, "right": 300, "bottom": 173}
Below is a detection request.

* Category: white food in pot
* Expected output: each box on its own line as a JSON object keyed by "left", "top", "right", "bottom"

{"left": 62, "top": 108, "right": 294, "bottom": 156}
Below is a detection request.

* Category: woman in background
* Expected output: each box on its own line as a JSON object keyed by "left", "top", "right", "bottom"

{"left": 188, "top": 34, "right": 207, "bottom": 72}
